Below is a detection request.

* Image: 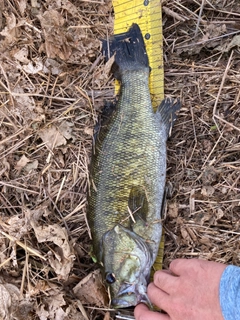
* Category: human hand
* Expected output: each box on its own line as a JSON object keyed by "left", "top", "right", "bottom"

{"left": 134, "top": 259, "right": 226, "bottom": 320}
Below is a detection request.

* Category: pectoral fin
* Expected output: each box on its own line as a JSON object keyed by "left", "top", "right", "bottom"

{"left": 93, "top": 100, "right": 117, "bottom": 152}
{"left": 128, "top": 186, "right": 148, "bottom": 224}
{"left": 156, "top": 97, "right": 181, "bottom": 139}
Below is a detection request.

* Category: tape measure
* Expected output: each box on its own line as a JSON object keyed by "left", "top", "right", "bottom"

{"left": 113, "top": 0, "right": 165, "bottom": 271}
{"left": 113, "top": 0, "right": 164, "bottom": 109}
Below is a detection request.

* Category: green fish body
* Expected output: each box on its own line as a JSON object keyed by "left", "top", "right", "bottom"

{"left": 87, "top": 24, "right": 180, "bottom": 308}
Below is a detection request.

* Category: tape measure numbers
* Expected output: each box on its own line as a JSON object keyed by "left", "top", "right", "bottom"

{"left": 113, "top": 0, "right": 164, "bottom": 109}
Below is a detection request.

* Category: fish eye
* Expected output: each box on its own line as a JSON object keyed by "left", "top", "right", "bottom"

{"left": 105, "top": 272, "right": 116, "bottom": 284}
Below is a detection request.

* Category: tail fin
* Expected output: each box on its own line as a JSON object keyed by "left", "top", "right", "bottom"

{"left": 102, "top": 24, "right": 149, "bottom": 80}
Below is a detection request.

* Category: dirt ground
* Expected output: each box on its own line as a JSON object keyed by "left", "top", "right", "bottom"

{"left": 0, "top": 0, "right": 239, "bottom": 319}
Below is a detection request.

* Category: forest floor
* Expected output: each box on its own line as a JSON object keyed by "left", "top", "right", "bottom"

{"left": 0, "top": 0, "right": 239, "bottom": 319}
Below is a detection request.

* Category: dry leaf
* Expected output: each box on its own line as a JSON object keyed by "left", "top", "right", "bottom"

{"left": 104, "top": 53, "right": 115, "bottom": 75}
{"left": 0, "top": 238, "right": 7, "bottom": 266}
{"left": 0, "top": 157, "right": 10, "bottom": 178}
{"left": 57, "top": 0, "right": 79, "bottom": 16}
{"left": 0, "top": 283, "right": 20, "bottom": 320}
{"left": 13, "top": 94, "right": 36, "bottom": 116}
{"left": 24, "top": 160, "right": 39, "bottom": 173}
{"left": 168, "top": 202, "right": 178, "bottom": 218}
{"left": 12, "top": 85, "right": 42, "bottom": 123}
{"left": 39, "top": 126, "right": 67, "bottom": 149}
{"left": 0, "top": 284, "right": 11, "bottom": 319}
{"left": 37, "top": 10, "right": 72, "bottom": 60}
{"left": 215, "top": 34, "right": 240, "bottom": 53}
{"left": 216, "top": 208, "right": 224, "bottom": 220}
{"left": 2, "top": 214, "right": 30, "bottom": 239}
{"left": 64, "top": 305, "right": 86, "bottom": 320}
{"left": 180, "top": 226, "right": 190, "bottom": 242}
{"left": 36, "top": 293, "right": 67, "bottom": 320}
{"left": 15, "top": 155, "right": 30, "bottom": 171}
{"left": 22, "top": 58, "right": 44, "bottom": 74}
{"left": 43, "top": 58, "right": 62, "bottom": 75}
{"left": 84, "top": 127, "right": 93, "bottom": 136}
{"left": 17, "top": 0, "right": 27, "bottom": 15}
{"left": 13, "top": 47, "right": 29, "bottom": 64}
{"left": 31, "top": 223, "right": 75, "bottom": 280}
{"left": 36, "top": 296, "right": 85, "bottom": 320}
{"left": 201, "top": 186, "right": 215, "bottom": 197}
{"left": 59, "top": 121, "right": 76, "bottom": 141}
{"left": 0, "top": 13, "right": 17, "bottom": 43}
{"left": 73, "top": 269, "right": 108, "bottom": 307}
{"left": 31, "top": 0, "right": 40, "bottom": 8}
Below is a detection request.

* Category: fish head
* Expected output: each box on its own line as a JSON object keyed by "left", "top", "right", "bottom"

{"left": 100, "top": 224, "right": 153, "bottom": 308}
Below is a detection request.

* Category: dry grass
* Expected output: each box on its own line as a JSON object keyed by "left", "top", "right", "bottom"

{"left": 0, "top": 0, "right": 239, "bottom": 319}
{"left": 162, "top": 0, "right": 240, "bottom": 268}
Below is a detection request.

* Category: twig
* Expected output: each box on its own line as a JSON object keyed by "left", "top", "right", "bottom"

{"left": 214, "top": 114, "right": 240, "bottom": 133}
{"left": 0, "top": 182, "right": 39, "bottom": 194}
{"left": 0, "top": 231, "right": 47, "bottom": 261}
{"left": 194, "top": 0, "right": 205, "bottom": 38}
{"left": 213, "top": 50, "right": 234, "bottom": 116}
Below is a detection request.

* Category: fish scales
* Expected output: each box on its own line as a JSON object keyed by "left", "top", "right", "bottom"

{"left": 88, "top": 69, "right": 164, "bottom": 255}
{"left": 87, "top": 24, "right": 181, "bottom": 308}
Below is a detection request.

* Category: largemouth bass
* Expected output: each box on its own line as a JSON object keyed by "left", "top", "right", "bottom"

{"left": 87, "top": 24, "right": 180, "bottom": 308}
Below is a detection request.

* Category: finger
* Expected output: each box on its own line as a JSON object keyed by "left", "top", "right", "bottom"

{"left": 134, "top": 303, "right": 170, "bottom": 320}
{"left": 153, "top": 270, "right": 179, "bottom": 294}
{"left": 170, "top": 258, "right": 211, "bottom": 276}
{"left": 147, "top": 283, "right": 170, "bottom": 311}
{"left": 158, "top": 269, "right": 175, "bottom": 276}
{"left": 169, "top": 258, "right": 194, "bottom": 276}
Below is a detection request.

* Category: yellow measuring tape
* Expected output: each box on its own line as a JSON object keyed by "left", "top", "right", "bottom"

{"left": 112, "top": 0, "right": 165, "bottom": 271}
{"left": 113, "top": 0, "right": 164, "bottom": 109}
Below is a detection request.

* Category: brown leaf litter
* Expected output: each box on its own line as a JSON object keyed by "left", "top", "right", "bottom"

{"left": 0, "top": 0, "right": 240, "bottom": 319}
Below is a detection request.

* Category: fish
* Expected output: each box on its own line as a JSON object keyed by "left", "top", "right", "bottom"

{"left": 87, "top": 23, "right": 181, "bottom": 309}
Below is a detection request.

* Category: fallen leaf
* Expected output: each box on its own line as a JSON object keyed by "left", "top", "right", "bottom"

{"left": 0, "top": 158, "right": 11, "bottom": 178}
{"left": 13, "top": 47, "right": 29, "bottom": 64}
{"left": 0, "top": 282, "right": 21, "bottom": 320}
{"left": 43, "top": 58, "right": 62, "bottom": 75}
{"left": 22, "top": 58, "right": 44, "bottom": 74}
{"left": 216, "top": 208, "right": 224, "bottom": 220}
{"left": 73, "top": 269, "right": 108, "bottom": 307}
{"left": 37, "top": 10, "right": 72, "bottom": 60}
{"left": 0, "top": 13, "right": 17, "bottom": 44}
{"left": 104, "top": 53, "right": 115, "bottom": 75}
{"left": 57, "top": 0, "right": 79, "bottom": 16}
{"left": 15, "top": 155, "right": 30, "bottom": 171}
{"left": 0, "top": 237, "right": 8, "bottom": 266}
{"left": 215, "top": 34, "right": 240, "bottom": 53}
{"left": 168, "top": 202, "right": 178, "bottom": 218}
{"left": 84, "top": 127, "right": 93, "bottom": 136}
{"left": 15, "top": 300, "right": 33, "bottom": 320}
{"left": 59, "top": 121, "right": 76, "bottom": 141}
{"left": 36, "top": 293, "right": 85, "bottom": 320}
{"left": 63, "top": 305, "right": 86, "bottom": 320}
{"left": 12, "top": 85, "right": 42, "bottom": 123}
{"left": 17, "top": 0, "right": 27, "bottom": 15}
{"left": 201, "top": 186, "right": 215, "bottom": 197}
{"left": 24, "top": 159, "right": 39, "bottom": 173}
{"left": 0, "top": 283, "right": 11, "bottom": 320}
{"left": 39, "top": 126, "right": 67, "bottom": 149}
{"left": 31, "top": 223, "right": 75, "bottom": 280}
{"left": 2, "top": 214, "right": 30, "bottom": 239}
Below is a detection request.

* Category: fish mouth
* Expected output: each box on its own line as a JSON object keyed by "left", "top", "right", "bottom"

{"left": 111, "top": 283, "right": 151, "bottom": 308}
